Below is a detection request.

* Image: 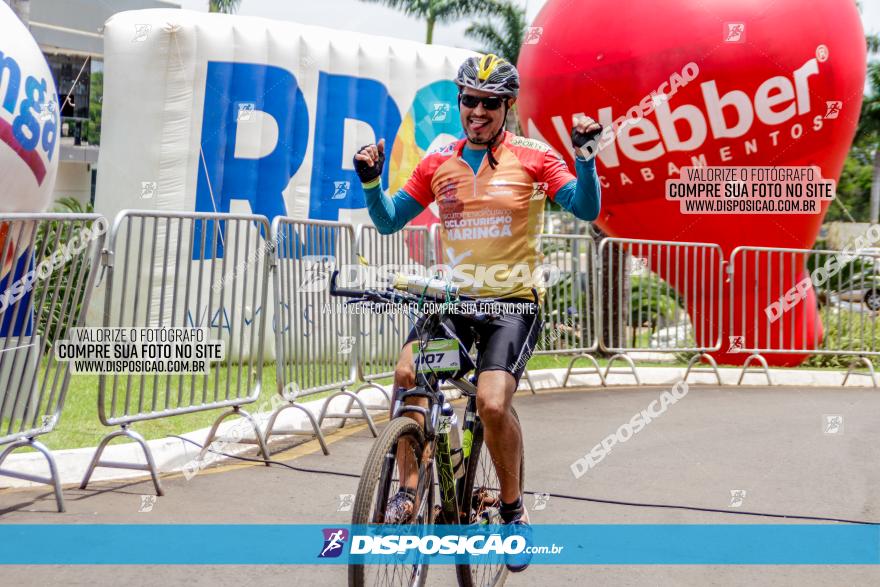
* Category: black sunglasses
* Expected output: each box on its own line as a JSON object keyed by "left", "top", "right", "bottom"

{"left": 459, "top": 93, "right": 506, "bottom": 111}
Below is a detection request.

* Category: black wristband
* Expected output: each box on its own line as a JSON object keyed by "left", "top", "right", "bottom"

{"left": 353, "top": 144, "right": 385, "bottom": 184}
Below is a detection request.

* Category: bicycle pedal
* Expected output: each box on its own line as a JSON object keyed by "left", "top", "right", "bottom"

{"left": 479, "top": 506, "right": 502, "bottom": 525}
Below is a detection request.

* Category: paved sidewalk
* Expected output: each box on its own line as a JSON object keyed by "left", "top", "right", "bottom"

{"left": 2, "top": 385, "right": 879, "bottom": 585}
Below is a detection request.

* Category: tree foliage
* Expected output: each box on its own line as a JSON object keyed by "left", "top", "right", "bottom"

{"left": 209, "top": 0, "right": 241, "bottom": 14}
{"left": 464, "top": 0, "right": 527, "bottom": 65}
{"left": 830, "top": 32, "right": 879, "bottom": 222}
{"left": 360, "top": 0, "right": 490, "bottom": 43}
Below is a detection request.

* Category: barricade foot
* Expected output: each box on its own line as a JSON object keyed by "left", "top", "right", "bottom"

{"left": 683, "top": 353, "right": 722, "bottom": 385}
{"left": 317, "top": 389, "right": 380, "bottom": 437}
{"left": 602, "top": 354, "right": 641, "bottom": 385}
{"left": 842, "top": 356, "right": 878, "bottom": 387}
{"left": 338, "top": 383, "right": 389, "bottom": 428}
{"left": 562, "top": 354, "right": 607, "bottom": 387}
{"left": 736, "top": 354, "right": 772, "bottom": 386}
{"left": 199, "top": 406, "right": 271, "bottom": 466}
{"left": 0, "top": 438, "right": 65, "bottom": 512}
{"left": 264, "top": 401, "right": 330, "bottom": 455}
{"left": 80, "top": 427, "right": 163, "bottom": 496}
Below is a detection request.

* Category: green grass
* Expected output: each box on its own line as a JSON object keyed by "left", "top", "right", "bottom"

{"left": 42, "top": 363, "right": 392, "bottom": 451}
{"left": 29, "top": 355, "right": 648, "bottom": 451}
{"left": 42, "top": 365, "right": 279, "bottom": 450}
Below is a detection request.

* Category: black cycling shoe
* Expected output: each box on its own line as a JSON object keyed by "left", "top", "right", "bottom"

{"left": 504, "top": 506, "right": 532, "bottom": 572}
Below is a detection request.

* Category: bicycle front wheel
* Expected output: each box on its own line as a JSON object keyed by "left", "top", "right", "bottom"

{"left": 349, "top": 417, "right": 435, "bottom": 587}
{"left": 455, "top": 406, "right": 524, "bottom": 587}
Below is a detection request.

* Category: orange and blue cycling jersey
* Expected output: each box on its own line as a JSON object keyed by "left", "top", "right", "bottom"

{"left": 363, "top": 131, "right": 600, "bottom": 299}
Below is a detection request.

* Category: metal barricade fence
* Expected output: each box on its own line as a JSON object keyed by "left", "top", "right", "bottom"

{"left": 266, "top": 218, "right": 358, "bottom": 450}
{"left": 312, "top": 224, "right": 432, "bottom": 432}
{"left": 728, "top": 246, "right": 880, "bottom": 385}
{"left": 598, "top": 238, "right": 725, "bottom": 384}
{"left": 532, "top": 234, "right": 602, "bottom": 388}
{"left": 355, "top": 224, "right": 431, "bottom": 382}
{"left": 0, "top": 213, "right": 105, "bottom": 511}
{"left": 81, "top": 211, "right": 272, "bottom": 495}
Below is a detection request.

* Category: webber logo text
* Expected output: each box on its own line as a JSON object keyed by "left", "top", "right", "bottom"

{"left": 534, "top": 54, "right": 826, "bottom": 186}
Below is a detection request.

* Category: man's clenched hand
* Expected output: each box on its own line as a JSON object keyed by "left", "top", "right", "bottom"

{"left": 353, "top": 138, "right": 386, "bottom": 183}
{"left": 571, "top": 115, "right": 603, "bottom": 159}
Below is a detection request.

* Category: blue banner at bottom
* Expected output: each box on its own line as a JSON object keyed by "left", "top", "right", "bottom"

{"left": 0, "top": 524, "right": 878, "bottom": 565}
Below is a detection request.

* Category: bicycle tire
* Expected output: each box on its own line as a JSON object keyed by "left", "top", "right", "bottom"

{"left": 349, "top": 417, "right": 434, "bottom": 587}
{"left": 455, "top": 406, "right": 524, "bottom": 587}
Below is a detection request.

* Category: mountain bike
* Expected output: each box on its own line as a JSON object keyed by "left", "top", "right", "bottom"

{"left": 330, "top": 271, "right": 528, "bottom": 587}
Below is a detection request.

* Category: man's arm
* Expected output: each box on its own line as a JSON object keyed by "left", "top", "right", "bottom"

{"left": 543, "top": 116, "right": 603, "bottom": 221}
{"left": 553, "top": 157, "right": 601, "bottom": 221}
{"left": 363, "top": 179, "right": 425, "bottom": 235}
{"left": 354, "top": 138, "right": 426, "bottom": 234}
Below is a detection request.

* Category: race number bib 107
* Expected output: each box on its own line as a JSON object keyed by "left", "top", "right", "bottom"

{"left": 414, "top": 339, "right": 460, "bottom": 374}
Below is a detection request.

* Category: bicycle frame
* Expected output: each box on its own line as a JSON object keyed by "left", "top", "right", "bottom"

{"left": 391, "top": 352, "right": 483, "bottom": 526}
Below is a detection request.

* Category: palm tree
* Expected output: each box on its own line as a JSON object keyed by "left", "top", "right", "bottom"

{"left": 209, "top": 0, "right": 241, "bottom": 13}
{"left": 464, "top": 0, "right": 527, "bottom": 65}
{"left": 860, "top": 33, "right": 880, "bottom": 221}
{"left": 359, "top": 0, "right": 487, "bottom": 44}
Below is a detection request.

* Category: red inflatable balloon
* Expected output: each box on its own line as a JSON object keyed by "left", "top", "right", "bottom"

{"left": 518, "top": 0, "right": 866, "bottom": 365}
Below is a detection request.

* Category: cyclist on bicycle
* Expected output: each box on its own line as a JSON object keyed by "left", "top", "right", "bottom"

{"left": 353, "top": 53, "right": 602, "bottom": 572}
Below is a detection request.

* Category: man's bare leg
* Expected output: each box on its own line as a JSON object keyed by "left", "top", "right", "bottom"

{"left": 475, "top": 369, "right": 522, "bottom": 504}
{"left": 392, "top": 342, "right": 425, "bottom": 492}
{"left": 476, "top": 369, "right": 532, "bottom": 572}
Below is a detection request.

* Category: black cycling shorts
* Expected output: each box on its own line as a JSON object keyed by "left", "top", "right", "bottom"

{"left": 403, "top": 300, "right": 542, "bottom": 384}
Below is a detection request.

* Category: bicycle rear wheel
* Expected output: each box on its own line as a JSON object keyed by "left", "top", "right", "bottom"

{"left": 455, "top": 406, "right": 524, "bottom": 587}
{"left": 349, "top": 417, "right": 435, "bottom": 587}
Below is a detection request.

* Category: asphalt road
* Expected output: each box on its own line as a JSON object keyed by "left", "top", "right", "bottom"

{"left": 2, "top": 384, "right": 879, "bottom": 586}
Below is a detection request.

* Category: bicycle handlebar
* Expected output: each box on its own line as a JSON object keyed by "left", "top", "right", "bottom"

{"left": 327, "top": 273, "right": 367, "bottom": 299}
{"left": 328, "top": 269, "right": 540, "bottom": 384}
{"left": 329, "top": 270, "right": 540, "bottom": 307}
